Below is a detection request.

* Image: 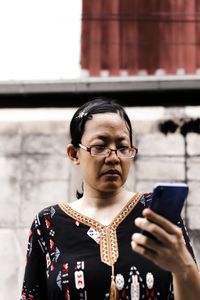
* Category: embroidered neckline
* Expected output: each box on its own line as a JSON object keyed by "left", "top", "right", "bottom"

{"left": 59, "top": 192, "right": 143, "bottom": 229}
{"left": 59, "top": 192, "right": 143, "bottom": 266}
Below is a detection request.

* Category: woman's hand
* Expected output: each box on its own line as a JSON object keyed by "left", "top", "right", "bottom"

{"left": 131, "top": 208, "right": 195, "bottom": 275}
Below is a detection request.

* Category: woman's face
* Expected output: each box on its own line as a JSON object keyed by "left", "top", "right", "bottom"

{"left": 77, "top": 113, "right": 133, "bottom": 195}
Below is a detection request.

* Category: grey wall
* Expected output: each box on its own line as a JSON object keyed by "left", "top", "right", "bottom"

{"left": 0, "top": 107, "right": 199, "bottom": 299}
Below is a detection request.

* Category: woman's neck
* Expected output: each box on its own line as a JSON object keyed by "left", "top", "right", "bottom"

{"left": 68, "top": 188, "right": 136, "bottom": 225}
{"left": 80, "top": 188, "right": 133, "bottom": 208}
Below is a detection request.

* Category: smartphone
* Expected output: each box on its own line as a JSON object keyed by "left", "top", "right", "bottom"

{"left": 149, "top": 182, "right": 188, "bottom": 223}
{"left": 141, "top": 182, "right": 189, "bottom": 239}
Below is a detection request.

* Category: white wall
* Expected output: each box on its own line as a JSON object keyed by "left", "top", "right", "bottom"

{"left": 0, "top": 107, "right": 200, "bottom": 299}
{"left": 0, "top": 0, "right": 82, "bottom": 80}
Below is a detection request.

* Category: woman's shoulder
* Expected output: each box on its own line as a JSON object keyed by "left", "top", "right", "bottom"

{"left": 30, "top": 204, "right": 61, "bottom": 229}
{"left": 35, "top": 204, "right": 59, "bottom": 219}
{"left": 29, "top": 204, "right": 64, "bottom": 234}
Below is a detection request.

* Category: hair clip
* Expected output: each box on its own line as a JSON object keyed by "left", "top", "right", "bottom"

{"left": 76, "top": 111, "right": 88, "bottom": 119}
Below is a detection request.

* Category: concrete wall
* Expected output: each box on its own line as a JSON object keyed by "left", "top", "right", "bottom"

{"left": 0, "top": 107, "right": 200, "bottom": 299}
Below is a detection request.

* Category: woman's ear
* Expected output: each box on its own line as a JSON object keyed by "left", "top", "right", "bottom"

{"left": 66, "top": 144, "right": 80, "bottom": 165}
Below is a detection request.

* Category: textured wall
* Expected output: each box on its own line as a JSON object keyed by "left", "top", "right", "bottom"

{"left": 0, "top": 107, "right": 199, "bottom": 299}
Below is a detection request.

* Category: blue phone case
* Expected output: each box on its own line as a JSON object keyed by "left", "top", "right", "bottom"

{"left": 141, "top": 182, "right": 189, "bottom": 239}
{"left": 149, "top": 182, "right": 188, "bottom": 224}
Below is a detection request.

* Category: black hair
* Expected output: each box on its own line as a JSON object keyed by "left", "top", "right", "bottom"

{"left": 69, "top": 98, "right": 134, "bottom": 199}
{"left": 70, "top": 98, "right": 133, "bottom": 147}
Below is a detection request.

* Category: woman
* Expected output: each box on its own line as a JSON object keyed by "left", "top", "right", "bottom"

{"left": 21, "top": 98, "right": 200, "bottom": 300}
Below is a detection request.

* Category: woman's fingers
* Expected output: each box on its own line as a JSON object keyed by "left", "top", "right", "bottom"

{"left": 131, "top": 238, "right": 159, "bottom": 264}
{"left": 134, "top": 216, "right": 182, "bottom": 246}
{"left": 131, "top": 232, "right": 161, "bottom": 251}
{"left": 140, "top": 209, "right": 184, "bottom": 243}
{"left": 142, "top": 208, "right": 181, "bottom": 235}
{"left": 131, "top": 228, "right": 192, "bottom": 274}
{"left": 131, "top": 209, "right": 188, "bottom": 273}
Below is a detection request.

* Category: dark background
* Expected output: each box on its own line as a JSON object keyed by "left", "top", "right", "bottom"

{"left": 0, "top": 89, "right": 200, "bottom": 108}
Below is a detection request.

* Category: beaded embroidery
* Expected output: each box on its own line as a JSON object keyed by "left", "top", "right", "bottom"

{"left": 59, "top": 192, "right": 143, "bottom": 267}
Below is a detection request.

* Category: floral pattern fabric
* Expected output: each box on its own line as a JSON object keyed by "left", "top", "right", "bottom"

{"left": 21, "top": 193, "right": 195, "bottom": 300}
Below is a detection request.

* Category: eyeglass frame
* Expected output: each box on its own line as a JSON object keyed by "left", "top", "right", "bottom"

{"left": 78, "top": 143, "right": 138, "bottom": 158}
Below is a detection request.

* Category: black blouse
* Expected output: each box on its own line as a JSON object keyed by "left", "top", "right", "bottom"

{"left": 21, "top": 192, "right": 195, "bottom": 300}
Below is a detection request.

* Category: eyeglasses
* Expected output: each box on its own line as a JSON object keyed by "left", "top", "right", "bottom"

{"left": 79, "top": 144, "right": 138, "bottom": 158}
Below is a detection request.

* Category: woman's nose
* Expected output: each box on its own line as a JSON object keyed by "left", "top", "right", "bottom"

{"left": 105, "top": 149, "right": 120, "bottom": 162}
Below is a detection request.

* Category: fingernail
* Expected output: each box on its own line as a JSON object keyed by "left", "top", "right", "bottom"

{"left": 132, "top": 233, "right": 141, "bottom": 239}
{"left": 134, "top": 218, "right": 142, "bottom": 226}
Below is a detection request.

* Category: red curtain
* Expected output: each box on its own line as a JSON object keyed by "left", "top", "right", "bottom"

{"left": 80, "top": 0, "right": 199, "bottom": 76}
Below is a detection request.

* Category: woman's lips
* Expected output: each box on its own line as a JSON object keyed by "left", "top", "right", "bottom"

{"left": 101, "top": 170, "right": 121, "bottom": 177}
